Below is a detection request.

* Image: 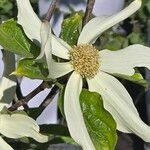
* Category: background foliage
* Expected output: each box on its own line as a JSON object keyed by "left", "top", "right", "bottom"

{"left": 0, "top": 0, "right": 150, "bottom": 150}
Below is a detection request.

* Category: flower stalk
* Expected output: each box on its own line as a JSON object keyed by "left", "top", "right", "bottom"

{"left": 44, "top": 0, "right": 59, "bottom": 22}
{"left": 83, "top": 0, "right": 96, "bottom": 26}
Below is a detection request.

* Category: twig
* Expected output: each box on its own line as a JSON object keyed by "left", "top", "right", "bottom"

{"left": 8, "top": 81, "right": 50, "bottom": 111}
{"left": 15, "top": 81, "right": 29, "bottom": 109}
{"left": 16, "top": 82, "right": 23, "bottom": 100}
{"left": 44, "top": 0, "right": 59, "bottom": 22}
{"left": 83, "top": 0, "right": 96, "bottom": 27}
{"left": 40, "top": 85, "right": 59, "bottom": 109}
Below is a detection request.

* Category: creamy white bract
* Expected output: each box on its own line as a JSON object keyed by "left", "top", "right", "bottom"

{"left": 0, "top": 104, "right": 48, "bottom": 150}
{"left": 16, "top": 0, "right": 150, "bottom": 150}
{"left": 0, "top": 29, "right": 49, "bottom": 149}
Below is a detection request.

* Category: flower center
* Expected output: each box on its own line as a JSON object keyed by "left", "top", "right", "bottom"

{"left": 69, "top": 44, "right": 100, "bottom": 79}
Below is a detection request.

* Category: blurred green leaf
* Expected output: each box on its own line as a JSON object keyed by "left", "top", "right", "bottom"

{"left": 80, "top": 89, "right": 117, "bottom": 150}
{"left": 0, "top": 0, "right": 13, "bottom": 13}
{"left": 60, "top": 12, "right": 83, "bottom": 46}
{"left": 100, "top": 31, "right": 129, "bottom": 51}
{"left": 48, "top": 136, "right": 77, "bottom": 146}
{"left": 104, "top": 35, "right": 127, "bottom": 51}
{"left": 128, "top": 32, "right": 146, "bottom": 45}
{"left": 0, "top": 19, "right": 40, "bottom": 57}
{"left": 146, "top": 0, "right": 150, "bottom": 13}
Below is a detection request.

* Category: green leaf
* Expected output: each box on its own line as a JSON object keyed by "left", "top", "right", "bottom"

{"left": 0, "top": 0, "right": 13, "bottom": 13}
{"left": 104, "top": 35, "right": 127, "bottom": 51}
{"left": 128, "top": 32, "right": 146, "bottom": 45}
{"left": 40, "top": 124, "right": 77, "bottom": 146}
{"left": 60, "top": 12, "right": 83, "bottom": 46}
{"left": 26, "top": 108, "right": 43, "bottom": 120}
{"left": 0, "top": 19, "right": 40, "bottom": 57}
{"left": 113, "top": 73, "right": 148, "bottom": 88}
{"left": 146, "top": 1, "right": 150, "bottom": 13}
{"left": 80, "top": 89, "right": 117, "bottom": 150}
{"left": 58, "top": 84, "right": 65, "bottom": 117}
{"left": 40, "top": 124, "right": 70, "bottom": 137}
{"left": 22, "top": 136, "right": 76, "bottom": 149}
{"left": 48, "top": 136, "right": 77, "bottom": 145}
{"left": 14, "top": 58, "right": 50, "bottom": 80}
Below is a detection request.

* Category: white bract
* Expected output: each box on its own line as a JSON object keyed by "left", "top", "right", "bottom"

{"left": 0, "top": 47, "right": 48, "bottom": 149}
{"left": 39, "top": 0, "right": 124, "bottom": 36}
{"left": 16, "top": 0, "right": 150, "bottom": 149}
{"left": 0, "top": 104, "right": 48, "bottom": 150}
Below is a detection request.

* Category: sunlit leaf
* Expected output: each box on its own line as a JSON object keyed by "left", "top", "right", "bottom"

{"left": 60, "top": 12, "right": 83, "bottom": 46}
{"left": 0, "top": 19, "right": 40, "bottom": 57}
{"left": 80, "top": 89, "right": 117, "bottom": 150}
{"left": 14, "top": 58, "right": 50, "bottom": 80}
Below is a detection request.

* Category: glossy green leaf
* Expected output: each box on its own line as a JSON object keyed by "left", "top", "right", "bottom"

{"left": 0, "top": 19, "right": 40, "bottom": 57}
{"left": 113, "top": 73, "right": 148, "bottom": 88}
{"left": 60, "top": 12, "right": 83, "bottom": 46}
{"left": 80, "top": 89, "right": 117, "bottom": 150}
{"left": 14, "top": 58, "right": 50, "bottom": 80}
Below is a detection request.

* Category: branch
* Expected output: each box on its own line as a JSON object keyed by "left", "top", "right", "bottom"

{"left": 44, "top": 0, "right": 59, "bottom": 22}
{"left": 83, "top": 0, "right": 96, "bottom": 27}
{"left": 15, "top": 81, "right": 29, "bottom": 109}
{"left": 40, "top": 85, "right": 59, "bottom": 109}
{"left": 8, "top": 81, "right": 50, "bottom": 111}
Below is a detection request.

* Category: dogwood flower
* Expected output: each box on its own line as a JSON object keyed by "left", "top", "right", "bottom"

{"left": 16, "top": 0, "right": 150, "bottom": 149}
{"left": 0, "top": 104, "right": 48, "bottom": 150}
{"left": 0, "top": 52, "right": 48, "bottom": 149}
{"left": 0, "top": 65, "right": 48, "bottom": 149}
